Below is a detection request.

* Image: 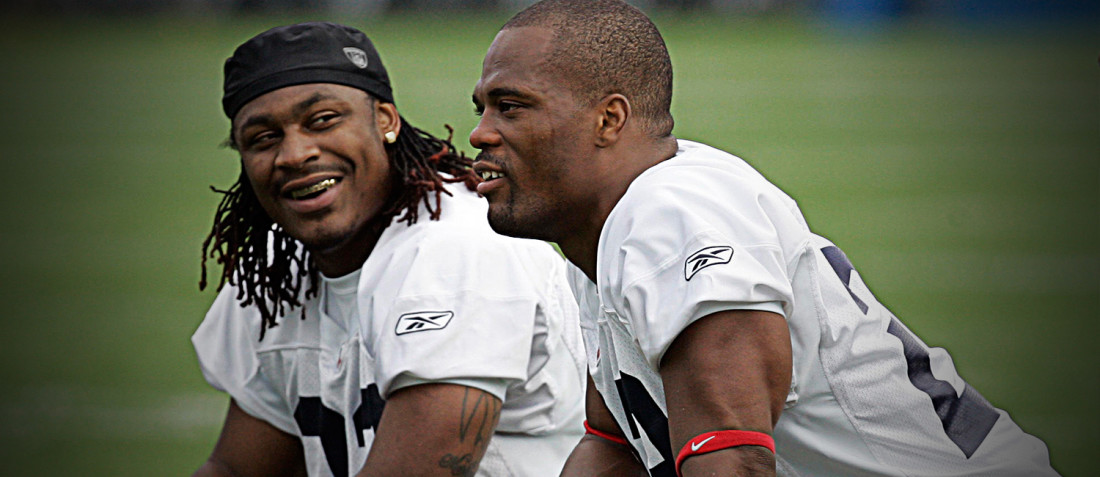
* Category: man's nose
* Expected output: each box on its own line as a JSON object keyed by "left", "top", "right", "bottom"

{"left": 469, "top": 117, "right": 501, "bottom": 150}
{"left": 275, "top": 129, "right": 320, "bottom": 169}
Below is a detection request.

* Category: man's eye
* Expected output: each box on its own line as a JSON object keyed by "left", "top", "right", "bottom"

{"left": 499, "top": 101, "right": 522, "bottom": 114}
{"left": 311, "top": 113, "right": 339, "bottom": 127}
{"left": 474, "top": 106, "right": 484, "bottom": 117}
{"left": 247, "top": 132, "right": 277, "bottom": 148}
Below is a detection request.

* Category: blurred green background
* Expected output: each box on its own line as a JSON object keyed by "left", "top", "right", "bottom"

{"left": 0, "top": 6, "right": 1095, "bottom": 476}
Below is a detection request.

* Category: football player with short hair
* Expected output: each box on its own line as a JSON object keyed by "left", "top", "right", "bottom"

{"left": 192, "top": 21, "right": 585, "bottom": 477}
{"left": 469, "top": 1, "right": 1059, "bottom": 476}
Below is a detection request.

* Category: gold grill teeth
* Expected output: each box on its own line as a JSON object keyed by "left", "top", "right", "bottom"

{"left": 290, "top": 178, "right": 337, "bottom": 199}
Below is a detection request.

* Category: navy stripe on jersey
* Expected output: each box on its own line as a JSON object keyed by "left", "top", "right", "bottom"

{"left": 821, "top": 245, "right": 1000, "bottom": 458}
{"left": 887, "top": 317, "right": 999, "bottom": 458}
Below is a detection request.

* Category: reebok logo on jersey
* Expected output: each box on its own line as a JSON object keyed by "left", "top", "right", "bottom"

{"left": 395, "top": 311, "right": 454, "bottom": 335}
{"left": 685, "top": 245, "right": 734, "bottom": 280}
{"left": 343, "top": 47, "right": 369, "bottom": 69}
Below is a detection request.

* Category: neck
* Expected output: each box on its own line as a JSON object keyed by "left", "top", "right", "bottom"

{"left": 312, "top": 217, "right": 388, "bottom": 278}
{"left": 560, "top": 135, "right": 679, "bottom": 283}
{"left": 557, "top": 222, "right": 602, "bottom": 284}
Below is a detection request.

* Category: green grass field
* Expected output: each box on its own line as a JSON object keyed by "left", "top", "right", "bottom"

{"left": 0, "top": 9, "right": 1095, "bottom": 476}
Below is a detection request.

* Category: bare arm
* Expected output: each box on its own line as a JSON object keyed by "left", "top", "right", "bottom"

{"left": 560, "top": 374, "right": 648, "bottom": 477}
{"left": 356, "top": 383, "right": 502, "bottom": 477}
{"left": 660, "top": 309, "right": 792, "bottom": 476}
{"left": 193, "top": 399, "right": 307, "bottom": 477}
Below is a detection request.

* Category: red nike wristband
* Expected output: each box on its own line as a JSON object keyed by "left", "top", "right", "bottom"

{"left": 583, "top": 420, "right": 629, "bottom": 446}
{"left": 675, "top": 430, "right": 775, "bottom": 476}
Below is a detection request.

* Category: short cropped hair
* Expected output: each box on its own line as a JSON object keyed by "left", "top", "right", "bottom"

{"left": 504, "top": 0, "right": 674, "bottom": 137}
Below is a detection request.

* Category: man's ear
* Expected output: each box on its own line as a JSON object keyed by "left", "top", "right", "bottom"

{"left": 595, "top": 94, "right": 630, "bottom": 148}
{"left": 375, "top": 101, "right": 402, "bottom": 141}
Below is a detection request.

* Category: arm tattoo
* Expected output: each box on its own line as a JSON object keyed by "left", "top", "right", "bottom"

{"left": 458, "top": 386, "right": 499, "bottom": 445}
{"left": 438, "top": 453, "right": 475, "bottom": 477}
{"left": 439, "top": 387, "right": 501, "bottom": 476}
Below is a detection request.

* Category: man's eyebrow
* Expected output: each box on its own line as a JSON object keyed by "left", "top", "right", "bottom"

{"left": 292, "top": 92, "right": 338, "bottom": 116}
{"left": 236, "top": 114, "right": 275, "bottom": 134}
{"left": 468, "top": 86, "right": 532, "bottom": 104}
{"left": 486, "top": 87, "right": 535, "bottom": 101}
{"left": 236, "top": 92, "right": 340, "bottom": 133}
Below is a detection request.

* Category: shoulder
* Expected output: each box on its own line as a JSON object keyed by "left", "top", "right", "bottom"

{"left": 193, "top": 283, "right": 317, "bottom": 357}
{"left": 193, "top": 286, "right": 263, "bottom": 350}
{"left": 383, "top": 184, "right": 536, "bottom": 250}
{"left": 191, "top": 286, "right": 272, "bottom": 393}
{"left": 373, "top": 185, "right": 566, "bottom": 296}
{"left": 603, "top": 140, "right": 807, "bottom": 257}
{"left": 596, "top": 140, "right": 809, "bottom": 303}
{"left": 622, "top": 139, "right": 792, "bottom": 214}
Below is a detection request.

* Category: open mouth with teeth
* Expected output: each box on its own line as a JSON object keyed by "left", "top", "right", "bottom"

{"left": 288, "top": 178, "right": 339, "bottom": 200}
{"left": 479, "top": 171, "right": 504, "bottom": 181}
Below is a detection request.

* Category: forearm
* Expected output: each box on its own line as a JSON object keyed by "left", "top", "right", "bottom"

{"left": 560, "top": 435, "right": 647, "bottom": 477}
{"left": 661, "top": 310, "right": 791, "bottom": 477}
{"left": 194, "top": 399, "right": 307, "bottom": 477}
{"left": 677, "top": 446, "right": 775, "bottom": 477}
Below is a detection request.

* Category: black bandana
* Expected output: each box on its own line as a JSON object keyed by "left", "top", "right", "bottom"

{"left": 222, "top": 21, "right": 393, "bottom": 119}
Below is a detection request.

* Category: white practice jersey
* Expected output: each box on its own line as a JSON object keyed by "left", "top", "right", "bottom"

{"left": 568, "top": 139, "right": 1057, "bottom": 476}
{"left": 194, "top": 185, "right": 586, "bottom": 477}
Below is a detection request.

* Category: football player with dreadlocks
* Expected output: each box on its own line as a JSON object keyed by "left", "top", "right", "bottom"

{"left": 191, "top": 22, "right": 585, "bottom": 477}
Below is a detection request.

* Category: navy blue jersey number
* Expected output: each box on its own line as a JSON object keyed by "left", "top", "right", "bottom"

{"left": 294, "top": 385, "right": 386, "bottom": 477}
{"left": 821, "top": 246, "right": 999, "bottom": 457}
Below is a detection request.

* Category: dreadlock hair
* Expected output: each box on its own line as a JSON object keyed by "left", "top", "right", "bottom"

{"left": 199, "top": 115, "right": 479, "bottom": 340}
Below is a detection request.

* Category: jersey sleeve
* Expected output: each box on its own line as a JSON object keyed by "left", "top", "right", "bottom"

{"left": 366, "top": 230, "right": 554, "bottom": 401}
{"left": 387, "top": 375, "right": 510, "bottom": 402}
{"left": 191, "top": 286, "right": 298, "bottom": 435}
{"left": 602, "top": 163, "right": 800, "bottom": 371}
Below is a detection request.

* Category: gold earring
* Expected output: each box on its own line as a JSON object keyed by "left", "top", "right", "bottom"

{"left": 384, "top": 131, "right": 397, "bottom": 144}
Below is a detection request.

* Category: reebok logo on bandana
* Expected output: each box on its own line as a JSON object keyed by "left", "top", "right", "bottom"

{"left": 395, "top": 311, "right": 454, "bottom": 335}
{"left": 685, "top": 245, "right": 734, "bottom": 280}
{"left": 343, "top": 47, "right": 368, "bottom": 68}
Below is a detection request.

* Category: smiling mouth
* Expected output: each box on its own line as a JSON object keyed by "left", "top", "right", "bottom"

{"left": 478, "top": 170, "right": 504, "bottom": 181}
{"left": 288, "top": 178, "right": 339, "bottom": 200}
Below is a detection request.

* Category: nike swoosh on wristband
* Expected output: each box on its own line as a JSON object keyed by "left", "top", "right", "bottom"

{"left": 690, "top": 435, "right": 717, "bottom": 451}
